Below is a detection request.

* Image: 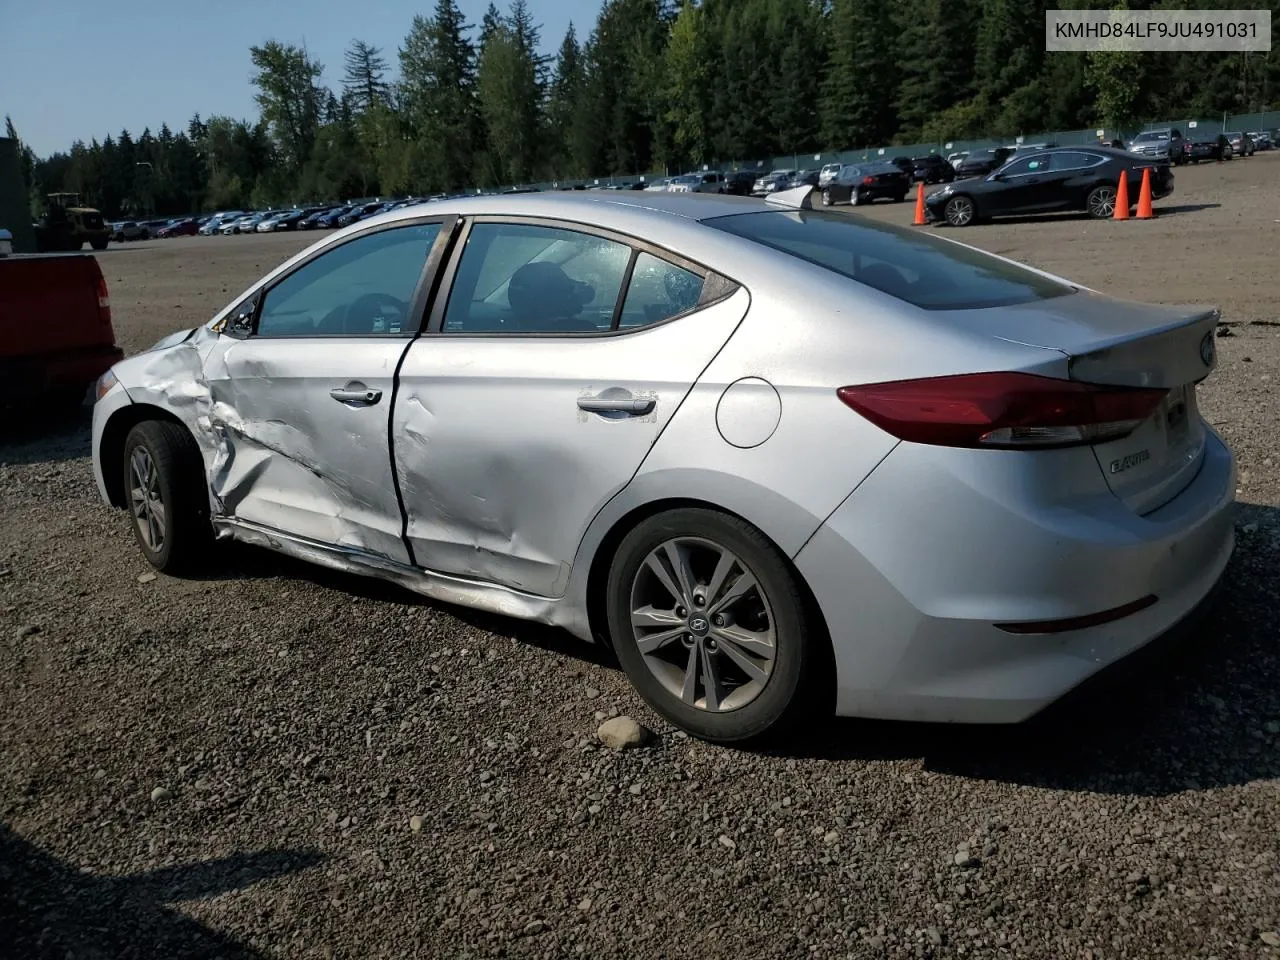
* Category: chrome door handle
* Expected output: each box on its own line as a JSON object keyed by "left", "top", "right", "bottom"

{"left": 578, "top": 396, "right": 655, "bottom": 415}
{"left": 330, "top": 383, "right": 382, "bottom": 406}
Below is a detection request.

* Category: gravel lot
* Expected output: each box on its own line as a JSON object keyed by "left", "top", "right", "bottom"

{"left": 3, "top": 156, "right": 1279, "bottom": 959}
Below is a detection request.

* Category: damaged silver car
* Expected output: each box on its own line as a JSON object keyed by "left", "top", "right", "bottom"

{"left": 93, "top": 188, "right": 1235, "bottom": 742}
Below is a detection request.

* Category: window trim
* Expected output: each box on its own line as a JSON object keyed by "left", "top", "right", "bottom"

{"left": 1047, "top": 151, "right": 1109, "bottom": 173}
{"left": 239, "top": 214, "right": 458, "bottom": 341}
{"left": 425, "top": 215, "right": 740, "bottom": 339}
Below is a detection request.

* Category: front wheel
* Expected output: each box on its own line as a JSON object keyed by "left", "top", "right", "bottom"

{"left": 821, "top": 189, "right": 832, "bottom": 207}
{"left": 1086, "top": 184, "right": 1118, "bottom": 219}
{"left": 943, "top": 195, "right": 975, "bottom": 226}
{"left": 90, "top": 237, "right": 108, "bottom": 251}
{"left": 121, "top": 421, "right": 213, "bottom": 574}
{"left": 850, "top": 189, "right": 861, "bottom": 206}
{"left": 606, "top": 508, "right": 820, "bottom": 743}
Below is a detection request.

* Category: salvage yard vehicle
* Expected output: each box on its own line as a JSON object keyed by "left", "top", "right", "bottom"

{"left": 925, "top": 146, "right": 1174, "bottom": 226}
{"left": 90, "top": 189, "right": 1235, "bottom": 743}
{"left": 33, "top": 192, "right": 112, "bottom": 251}
{"left": 821, "top": 161, "right": 911, "bottom": 206}
{"left": 1, "top": 238, "right": 123, "bottom": 412}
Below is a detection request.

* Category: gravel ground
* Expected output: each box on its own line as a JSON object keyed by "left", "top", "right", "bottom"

{"left": 2, "top": 156, "right": 1279, "bottom": 959}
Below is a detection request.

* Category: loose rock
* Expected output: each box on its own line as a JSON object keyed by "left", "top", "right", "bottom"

{"left": 596, "top": 716, "right": 652, "bottom": 750}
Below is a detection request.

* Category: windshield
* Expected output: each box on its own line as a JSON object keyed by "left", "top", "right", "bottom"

{"left": 705, "top": 210, "right": 1074, "bottom": 310}
{"left": 671, "top": 175, "right": 699, "bottom": 184}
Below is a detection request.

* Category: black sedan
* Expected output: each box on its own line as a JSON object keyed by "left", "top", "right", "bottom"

{"left": 924, "top": 146, "right": 1174, "bottom": 227}
{"left": 820, "top": 162, "right": 911, "bottom": 207}
{"left": 911, "top": 155, "right": 956, "bottom": 184}
{"left": 1182, "top": 137, "right": 1227, "bottom": 163}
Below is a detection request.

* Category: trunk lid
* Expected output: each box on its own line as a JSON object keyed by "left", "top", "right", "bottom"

{"left": 952, "top": 289, "right": 1219, "bottom": 514}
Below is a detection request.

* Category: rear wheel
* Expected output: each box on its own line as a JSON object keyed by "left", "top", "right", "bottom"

{"left": 1086, "top": 184, "right": 1118, "bottom": 219}
{"left": 943, "top": 195, "right": 975, "bottom": 226}
{"left": 894, "top": 193, "right": 907, "bottom": 203}
{"left": 121, "top": 421, "right": 213, "bottom": 574}
{"left": 90, "top": 237, "right": 108, "bottom": 251}
{"left": 606, "top": 508, "right": 819, "bottom": 743}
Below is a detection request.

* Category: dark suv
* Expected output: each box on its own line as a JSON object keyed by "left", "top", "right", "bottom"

{"left": 910, "top": 155, "right": 956, "bottom": 184}
{"left": 722, "top": 170, "right": 759, "bottom": 196}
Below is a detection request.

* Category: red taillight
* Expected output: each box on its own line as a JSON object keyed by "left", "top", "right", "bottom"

{"left": 96, "top": 274, "right": 112, "bottom": 327}
{"left": 862, "top": 176, "right": 876, "bottom": 185}
{"left": 836, "top": 372, "right": 1168, "bottom": 449}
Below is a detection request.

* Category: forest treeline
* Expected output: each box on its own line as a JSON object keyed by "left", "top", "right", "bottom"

{"left": 9, "top": 0, "right": 1279, "bottom": 217}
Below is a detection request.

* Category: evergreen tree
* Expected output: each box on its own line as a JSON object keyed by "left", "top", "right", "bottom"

{"left": 343, "top": 40, "right": 390, "bottom": 113}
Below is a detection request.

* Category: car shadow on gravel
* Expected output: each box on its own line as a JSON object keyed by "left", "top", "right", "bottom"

{"left": 1154, "top": 202, "right": 1222, "bottom": 216}
{"left": 774, "top": 506, "right": 1280, "bottom": 797}
{"left": 204, "top": 542, "right": 621, "bottom": 668}
{"left": 0, "top": 824, "right": 322, "bottom": 958}
{"left": 0, "top": 405, "right": 91, "bottom": 466}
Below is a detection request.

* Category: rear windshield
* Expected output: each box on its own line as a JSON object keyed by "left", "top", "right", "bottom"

{"left": 860, "top": 161, "right": 901, "bottom": 175}
{"left": 705, "top": 210, "right": 1075, "bottom": 310}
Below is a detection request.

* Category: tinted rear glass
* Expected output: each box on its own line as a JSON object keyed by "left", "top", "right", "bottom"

{"left": 861, "top": 161, "right": 900, "bottom": 175}
{"left": 705, "top": 210, "right": 1074, "bottom": 310}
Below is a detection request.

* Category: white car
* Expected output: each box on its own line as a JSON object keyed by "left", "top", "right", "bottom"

{"left": 818, "top": 163, "right": 843, "bottom": 188}
{"left": 256, "top": 217, "right": 283, "bottom": 233}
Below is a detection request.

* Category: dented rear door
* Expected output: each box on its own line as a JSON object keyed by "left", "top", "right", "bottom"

{"left": 392, "top": 218, "right": 749, "bottom": 597}
{"left": 202, "top": 220, "right": 450, "bottom": 562}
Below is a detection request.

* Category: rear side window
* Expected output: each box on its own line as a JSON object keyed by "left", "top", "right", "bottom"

{"left": 618, "top": 253, "right": 705, "bottom": 328}
{"left": 706, "top": 211, "right": 1073, "bottom": 310}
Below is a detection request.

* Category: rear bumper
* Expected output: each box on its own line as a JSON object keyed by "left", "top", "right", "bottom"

{"left": 0, "top": 344, "right": 124, "bottom": 401}
{"left": 794, "top": 426, "right": 1236, "bottom": 723}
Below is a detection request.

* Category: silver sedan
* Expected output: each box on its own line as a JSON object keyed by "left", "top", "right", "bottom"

{"left": 90, "top": 187, "right": 1236, "bottom": 742}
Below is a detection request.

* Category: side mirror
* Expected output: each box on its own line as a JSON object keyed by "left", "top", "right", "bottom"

{"left": 226, "top": 299, "right": 258, "bottom": 337}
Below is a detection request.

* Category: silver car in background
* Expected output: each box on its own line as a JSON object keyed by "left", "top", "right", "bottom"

{"left": 90, "top": 188, "right": 1235, "bottom": 743}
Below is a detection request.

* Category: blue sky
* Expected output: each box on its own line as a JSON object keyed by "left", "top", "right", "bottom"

{"left": 1, "top": 0, "right": 594, "bottom": 157}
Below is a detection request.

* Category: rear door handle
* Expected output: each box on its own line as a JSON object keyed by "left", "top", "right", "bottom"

{"left": 578, "top": 396, "right": 655, "bottom": 415}
{"left": 330, "top": 383, "right": 382, "bottom": 406}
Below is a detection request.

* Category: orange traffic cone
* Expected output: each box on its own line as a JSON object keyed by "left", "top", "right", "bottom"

{"left": 911, "top": 182, "right": 926, "bottom": 226}
{"left": 1136, "top": 167, "right": 1155, "bottom": 219}
{"left": 1113, "top": 170, "right": 1130, "bottom": 220}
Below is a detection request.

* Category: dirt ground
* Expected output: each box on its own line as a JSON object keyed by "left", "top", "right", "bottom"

{"left": 2, "top": 155, "right": 1278, "bottom": 959}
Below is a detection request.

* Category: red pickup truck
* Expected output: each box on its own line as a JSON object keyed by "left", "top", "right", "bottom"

{"left": 0, "top": 246, "right": 124, "bottom": 413}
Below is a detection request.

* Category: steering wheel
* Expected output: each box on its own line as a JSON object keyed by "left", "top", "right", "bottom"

{"left": 343, "top": 292, "right": 407, "bottom": 334}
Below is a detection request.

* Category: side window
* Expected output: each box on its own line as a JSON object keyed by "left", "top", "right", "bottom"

{"left": 999, "top": 158, "right": 1034, "bottom": 176}
{"left": 618, "top": 253, "right": 706, "bottom": 329}
{"left": 256, "top": 223, "right": 440, "bottom": 337}
{"left": 1050, "top": 151, "right": 1096, "bottom": 171}
{"left": 442, "top": 223, "right": 631, "bottom": 333}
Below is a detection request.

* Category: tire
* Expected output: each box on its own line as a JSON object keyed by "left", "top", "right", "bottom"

{"left": 121, "top": 420, "right": 213, "bottom": 575}
{"left": 943, "top": 195, "right": 975, "bottom": 226}
{"left": 605, "top": 508, "right": 819, "bottom": 743}
{"left": 90, "top": 237, "right": 108, "bottom": 251}
{"left": 850, "top": 189, "right": 861, "bottom": 206}
{"left": 821, "top": 189, "right": 832, "bottom": 207}
{"left": 1086, "top": 184, "right": 1117, "bottom": 219}
{"left": 894, "top": 193, "right": 907, "bottom": 203}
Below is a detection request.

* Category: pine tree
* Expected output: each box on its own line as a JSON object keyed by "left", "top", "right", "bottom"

{"left": 821, "top": 0, "right": 899, "bottom": 149}
{"left": 343, "top": 40, "right": 390, "bottom": 113}
{"left": 399, "top": 1, "right": 481, "bottom": 191}
{"left": 546, "top": 24, "right": 584, "bottom": 177}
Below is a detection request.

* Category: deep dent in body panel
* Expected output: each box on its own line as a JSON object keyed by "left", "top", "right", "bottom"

{"left": 393, "top": 384, "right": 570, "bottom": 593}
{"left": 135, "top": 334, "right": 381, "bottom": 556}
